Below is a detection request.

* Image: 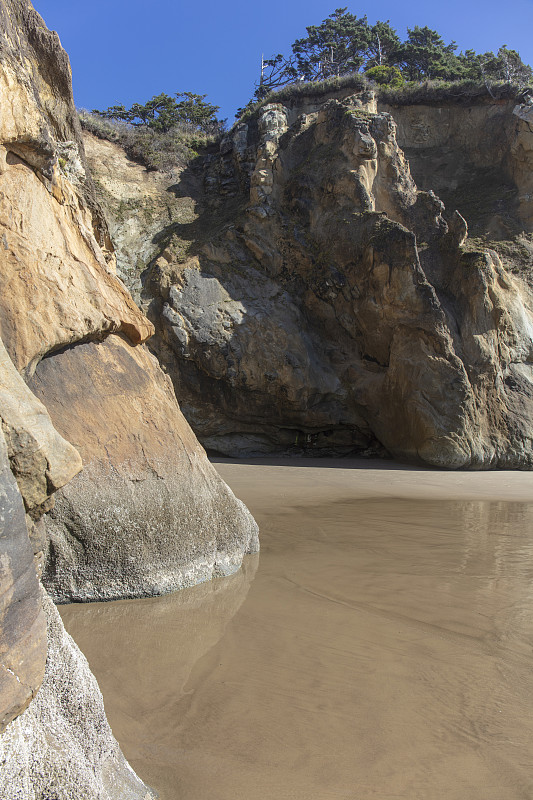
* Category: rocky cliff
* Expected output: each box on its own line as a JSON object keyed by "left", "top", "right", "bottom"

{"left": 0, "top": 589, "right": 154, "bottom": 800}
{"left": 0, "top": 0, "right": 257, "bottom": 796}
{"left": 87, "top": 86, "right": 533, "bottom": 468}
{"left": 0, "top": 0, "right": 257, "bottom": 601}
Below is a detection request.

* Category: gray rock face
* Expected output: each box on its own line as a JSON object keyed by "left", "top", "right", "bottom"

{"left": 159, "top": 264, "right": 342, "bottom": 454}
{"left": 0, "top": 427, "right": 46, "bottom": 732}
{"left": 0, "top": 590, "right": 155, "bottom": 800}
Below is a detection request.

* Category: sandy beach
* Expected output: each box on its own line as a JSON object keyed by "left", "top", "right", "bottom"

{"left": 61, "top": 459, "right": 533, "bottom": 799}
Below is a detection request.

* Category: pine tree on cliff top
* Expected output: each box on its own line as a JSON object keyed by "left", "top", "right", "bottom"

{"left": 254, "top": 8, "right": 532, "bottom": 106}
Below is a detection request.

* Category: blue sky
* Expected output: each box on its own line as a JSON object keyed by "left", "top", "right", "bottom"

{"left": 33, "top": 0, "right": 533, "bottom": 122}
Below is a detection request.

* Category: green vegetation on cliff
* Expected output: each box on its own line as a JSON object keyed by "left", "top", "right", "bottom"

{"left": 79, "top": 107, "right": 220, "bottom": 171}
{"left": 234, "top": 74, "right": 526, "bottom": 126}
{"left": 92, "top": 92, "right": 222, "bottom": 133}
{"left": 81, "top": 90, "right": 225, "bottom": 171}
{"left": 237, "top": 7, "right": 532, "bottom": 116}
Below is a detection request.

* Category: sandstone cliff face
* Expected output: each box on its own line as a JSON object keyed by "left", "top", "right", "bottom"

{"left": 0, "top": 0, "right": 257, "bottom": 795}
{"left": 28, "top": 336, "right": 258, "bottom": 602}
{"left": 82, "top": 131, "right": 191, "bottom": 303}
{"left": 0, "top": 1, "right": 152, "bottom": 371}
{"left": 0, "top": 0, "right": 257, "bottom": 603}
{"left": 0, "top": 382, "right": 154, "bottom": 796}
{"left": 88, "top": 89, "right": 533, "bottom": 468}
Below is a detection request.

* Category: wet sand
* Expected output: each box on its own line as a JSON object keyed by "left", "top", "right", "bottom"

{"left": 60, "top": 459, "right": 533, "bottom": 799}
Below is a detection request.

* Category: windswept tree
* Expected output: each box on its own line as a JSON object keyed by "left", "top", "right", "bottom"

{"left": 365, "top": 20, "right": 401, "bottom": 69}
{"left": 93, "top": 92, "right": 221, "bottom": 133}
{"left": 239, "top": 9, "right": 533, "bottom": 117}
{"left": 258, "top": 53, "right": 299, "bottom": 99}
{"left": 454, "top": 46, "right": 533, "bottom": 89}
{"left": 173, "top": 92, "right": 221, "bottom": 128}
{"left": 456, "top": 49, "right": 484, "bottom": 81}
{"left": 257, "top": 8, "right": 374, "bottom": 97}
{"left": 481, "top": 46, "right": 533, "bottom": 85}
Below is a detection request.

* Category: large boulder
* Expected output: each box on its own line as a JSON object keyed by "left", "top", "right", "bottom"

{"left": 28, "top": 335, "right": 258, "bottom": 602}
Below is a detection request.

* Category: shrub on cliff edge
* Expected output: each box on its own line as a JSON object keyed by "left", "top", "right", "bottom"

{"left": 78, "top": 109, "right": 221, "bottom": 172}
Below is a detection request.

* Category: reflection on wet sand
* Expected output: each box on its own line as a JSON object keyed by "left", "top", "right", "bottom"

{"left": 60, "top": 556, "right": 258, "bottom": 783}
{"left": 61, "top": 459, "right": 533, "bottom": 800}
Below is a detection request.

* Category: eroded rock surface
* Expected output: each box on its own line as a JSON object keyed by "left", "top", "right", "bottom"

{"left": 28, "top": 335, "right": 258, "bottom": 602}
{"left": 0, "top": 427, "right": 46, "bottom": 732}
{"left": 0, "top": 0, "right": 258, "bottom": 599}
{"left": 381, "top": 91, "right": 533, "bottom": 245}
{"left": 0, "top": 0, "right": 153, "bottom": 375}
{"left": 83, "top": 131, "right": 192, "bottom": 302}
{"left": 0, "top": 338, "right": 82, "bottom": 513}
{"left": 0, "top": 0, "right": 258, "bottom": 796}
{"left": 156, "top": 97, "right": 533, "bottom": 467}
{"left": 0, "top": 334, "right": 82, "bottom": 732}
{"left": 88, "top": 91, "right": 533, "bottom": 468}
{"left": 0, "top": 590, "right": 155, "bottom": 800}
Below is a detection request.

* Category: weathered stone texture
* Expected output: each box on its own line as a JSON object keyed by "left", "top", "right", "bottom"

{"left": 0, "top": 4, "right": 258, "bottom": 798}
{"left": 28, "top": 335, "right": 258, "bottom": 602}
{"left": 0, "top": 0, "right": 258, "bottom": 601}
{"left": 88, "top": 91, "right": 533, "bottom": 468}
{"left": 0, "top": 338, "right": 82, "bottom": 512}
{"left": 0, "top": 427, "right": 46, "bottom": 733}
{"left": 381, "top": 96, "right": 533, "bottom": 235}
{"left": 0, "top": 590, "right": 155, "bottom": 800}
